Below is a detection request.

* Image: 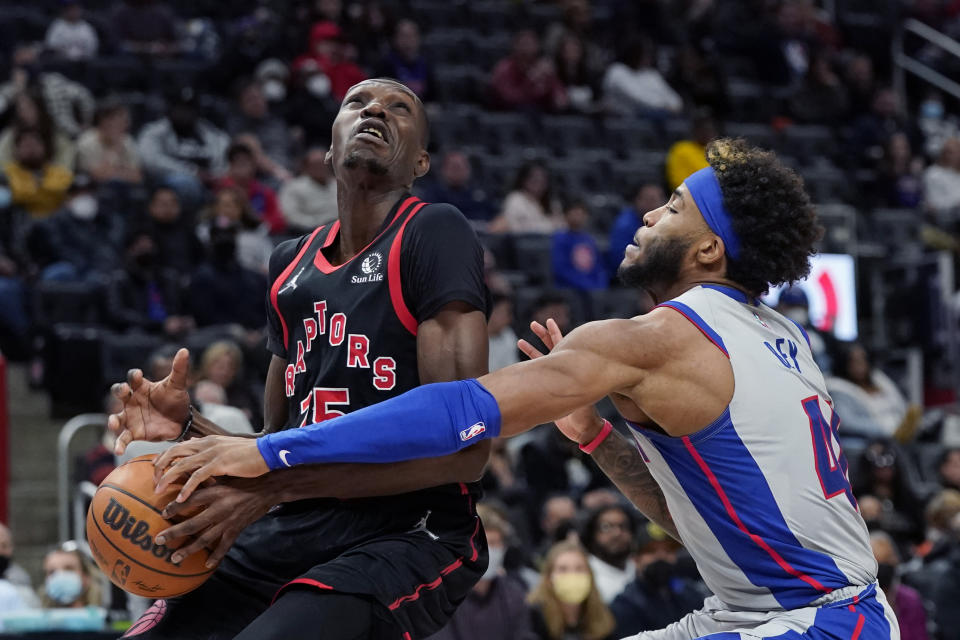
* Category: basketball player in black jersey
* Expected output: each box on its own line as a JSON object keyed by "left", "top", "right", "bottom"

{"left": 107, "top": 79, "right": 491, "bottom": 639}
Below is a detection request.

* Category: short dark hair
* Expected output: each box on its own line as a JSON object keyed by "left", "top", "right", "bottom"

{"left": 94, "top": 97, "right": 128, "bottom": 126}
{"left": 581, "top": 505, "right": 636, "bottom": 550}
{"left": 226, "top": 142, "right": 255, "bottom": 163}
{"left": 707, "top": 138, "right": 823, "bottom": 297}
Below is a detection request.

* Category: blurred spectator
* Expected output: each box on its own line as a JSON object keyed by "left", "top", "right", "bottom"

{"left": 582, "top": 506, "right": 636, "bottom": 603}
{"left": 0, "top": 241, "right": 28, "bottom": 361}
{"left": 428, "top": 505, "right": 534, "bottom": 640}
{"left": 923, "top": 136, "right": 960, "bottom": 218}
{"left": 528, "top": 541, "right": 615, "bottom": 640}
{"left": 106, "top": 231, "right": 193, "bottom": 336}
{"left": 489, "top": 291, "right": 519, "bottom": 372}
{"left": 870, "top": 531, "right": 928, "bottom": 640}
{"left": 226, "top": 79, "right": 293, "bottom": 171}
{"left": 111, "top": 0, "right": 179, "bottom": 56}
{"left": 775, "top": 285, "right": 837, "bottom": 374}
{"left": 843, "top": 52, "right": 876, "bottom": 120}
{"left": 665, "top": 113, "right": 715, "bottom": 191}
{"left": 667, "top": 44, "right": 728, "bottom": 117}
{"left": 491, "top": 162, "right": 562, "bottom": 234}
{"left": 255, "top": 59, "right": 290, "bottom": 106}
{"left": 849, "top": 87, "right": 919, "bottom": 169}
{"left": 76, "top": 394, "right": 122, "bottom": 488}
{"left": 610, "top": 521, "right": 706, "bottom": 637}
{"left": 341, "top": 1, "right": 395, "bottom": 69}
{"left": 32, "top": 174, "right": 123, "bottom": 281}
{"left": 0, "top": 45, "right": 94, "bottom": 138}
{"left": 279, "top": 147, "right": 338, "bottom": 233}
{"left": 918, "top": 91, "right": 959, "bottom": 159}
{"left": 45, "top": 0, "right": 99, "bottom": 61}
{"left": 188, "top": 223, "right": 268, "bottom": 330}
{"left": 218, "top": 142, "right": 285, "bottom": 234}
{"left": 138, "top": 89, "right": 229, "bottom": 205}
{"left": 3, "top": 128, "right": 73, "bottom": 219}
{"left": 198, "top": 340, "right": 260, "bottom": 425}
{"left": 129, "top": 186, "right": 203, "bottom": 276}
{"left": 77, "top": 99, "right": 143, "bottom": 185}
{"left": 940, "top": 449, "right": 960, "bottom": 492}
{"left": 607, "top": 183, "right": 663, "bottom": 276}
{"left": 788, "top": 53, "right": 849, "bottom": 124}
{"left": 552, "top": 200, "right": 606, "bottom": 290}
{"left": 553, "top": 33, "right": 599, "bottom": 114}
{"left": 543, "top": 0, "right": 610, "bottom": 73}
{"left": 877, "top": 132, "right": 924, "bottom": 209}
{"left": 910, "top": 489, "right": 960, "bottom": 565}
{"left": 40, "top": 544, "right": 103, "bottom": 608}
{"left": 417, "top": 151, "right": 494, "bottom": 225}
{"left": 0, "top": 89, "right": 75, "bottom": 168}
{"left": 851, "top": 438, "right": 926, "bottom": 541}
{"left": 293, "top": 21, "right": 367, "bottom": 102}
{"left": 193, "top": 379, "right": 255, "bottom": 435}
{"left": 540, "top": 495, "right": 578, "bottom": 549}
{"left": 376, "top": 19, "right": 435, "bottom": 101}
{"left": 200, "top": 187, "right": 273, "bottom": 274}
{"left": 602, "top": 38, "right": 682, "bottom": 117}
{"left": 232, "top": 132, "right": 293, "bottom": 186}
{"left": 827, "top": 343, "right": 909, "bottom": 438}
{"left": 490, "top": 30, "right": 567, "bottom": 113}
{"left": 146, "top": 344, "right": 178, "bottom": 381}
{"left": 0, "top": 522, "right": 34, "bottom": 596}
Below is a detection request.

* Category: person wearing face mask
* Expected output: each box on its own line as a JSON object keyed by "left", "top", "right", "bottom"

{"left": 226, "top": 79, "right": 293, "bottom": 172}
{"left": 427, "top": 506, "right": 535, "bottom": 640}
{"left": 27, "top": 174, "right": 123, "bottom": 283}
{"left": 609, "top": 521, "right": 708, "bottom": 637}
{"left": 106, "top": 231, "right": 194, "bottom": 336}
{"left": 775, "top": 285, "right": 837, "bottom": 375}
{"left": 582, "top": 505, "right": 637, "bottom": 603}
{"left": 918, "top": 91, "right": 959, "bottom": 160}
{"left": 528, "top": 542, "right": 615, "bottom": 640}
{"left": 187, "top": 223, "right": 268, "bottom": 330}
{"left": 39, "top": 544, "right": 104, "bottom": 609}
{"left": 870, "top": 532, "right": 928, "bottom": 640}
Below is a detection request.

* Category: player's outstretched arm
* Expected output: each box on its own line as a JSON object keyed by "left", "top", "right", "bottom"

{"left": 519, "top": 320, "right": 678, "bottom": 541}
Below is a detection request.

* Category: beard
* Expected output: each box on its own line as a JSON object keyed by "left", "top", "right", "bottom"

{"left": 343, "top": 150, "right": 389, "bottom": 176}
{"left": 617, "top": 235, "right": 690, "bottom": 292}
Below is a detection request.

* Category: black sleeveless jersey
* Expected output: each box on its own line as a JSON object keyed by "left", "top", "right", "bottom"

{"left": 264, "top": 193, "right": 488, "bottom": 494}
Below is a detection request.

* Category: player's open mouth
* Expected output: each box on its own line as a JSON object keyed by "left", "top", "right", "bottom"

{"left": 355, "top": 121, "right": 389, "bottom": 144}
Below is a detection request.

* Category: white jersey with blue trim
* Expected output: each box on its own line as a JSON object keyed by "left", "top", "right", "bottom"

{"left": 628, "top": 284, "right": 876, "bottom": 612}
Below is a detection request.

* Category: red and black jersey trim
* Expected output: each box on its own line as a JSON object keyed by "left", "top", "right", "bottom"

{"left": 269, "top": 225, "right": 326, "bottom": 352}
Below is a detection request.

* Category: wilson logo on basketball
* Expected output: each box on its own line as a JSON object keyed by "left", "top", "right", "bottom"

{"left": 102, "top": 497, "right": 181, "bottom": 566}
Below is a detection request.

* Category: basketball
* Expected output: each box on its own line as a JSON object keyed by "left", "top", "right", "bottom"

{"left": 85, "top": 455, "right": 215, "bottom": 598}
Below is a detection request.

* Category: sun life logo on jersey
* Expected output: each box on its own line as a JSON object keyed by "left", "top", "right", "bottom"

{"left": 352, "top": 252, "right": 384, "bottom": 284}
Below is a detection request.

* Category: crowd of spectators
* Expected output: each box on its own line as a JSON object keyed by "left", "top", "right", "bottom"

{"left": 0, "top": 0, "right": 959, "bottom": 637}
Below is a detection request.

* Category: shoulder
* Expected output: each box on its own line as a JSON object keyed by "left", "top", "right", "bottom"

{"left": 268, "top": 234, "right": 310, "bottom": 275}
{"left": 404, "top": 201, "right": 477, "bottom": 239}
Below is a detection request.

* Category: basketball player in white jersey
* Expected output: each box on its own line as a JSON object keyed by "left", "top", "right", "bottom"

{"left": 137, "top": 138, "right": 900, "bottom": 639}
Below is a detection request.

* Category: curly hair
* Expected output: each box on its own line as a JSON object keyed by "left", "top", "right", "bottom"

{"left": 707, "top": 138, "right": 823, "bottom": 296}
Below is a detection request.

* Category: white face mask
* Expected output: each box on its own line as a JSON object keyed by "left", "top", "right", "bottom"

{"left": 306, "top": 74, "right": 331, "bottom": 98}
{"left": 482, "top": 545, "right": 505, "bottom": 581}
{"left": 69, "top": 194, "right": 98, "bottom": 220}
{"left": 262, "top": 79, "right": 287, "bottom": 102}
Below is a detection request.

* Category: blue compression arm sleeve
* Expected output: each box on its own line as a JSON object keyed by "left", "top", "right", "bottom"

{"left": 256, "top": 379, "right": 501, "bottom": 469}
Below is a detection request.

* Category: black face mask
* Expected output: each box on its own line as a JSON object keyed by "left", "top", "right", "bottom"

{"left": 0, "top": 554, "right": 12, "bottom": 576}
{"left": 643, "top": 559, "right": 676, "bottom": 590}
{"left": 876, "top": 562, "right": 896, "bottom": 593}
{"left": 212, "top": 240, "right": 236, "bottom": 265}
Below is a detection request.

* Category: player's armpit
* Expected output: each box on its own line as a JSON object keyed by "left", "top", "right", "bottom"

{"left": 590, "top": 428, "right": 679, "bottom": 541}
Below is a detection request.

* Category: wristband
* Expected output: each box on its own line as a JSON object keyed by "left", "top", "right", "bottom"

{"left": 168, "top": 405, "right": 194, "bottom": 443}
{"left": 579, "top": 420, "right": 613, "bottom": 454}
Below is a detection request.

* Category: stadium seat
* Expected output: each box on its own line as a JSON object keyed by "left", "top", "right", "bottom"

{"left": 511, "top": 234, "right": 554, "bottom": 286}
{"left": 476, "top": 111, "right": 541, "bottom": 154}
{"left": 726, "top": 80, "right": 770, "bottom": 122}
{"left": 868, "top": 208, "right": 923, "bottom": 257}
{"left": 588, "top": 288, "right": 651, "bottom": 320}
{"left": 31, "top": 280, "right": 106, "bottom": 331}
{"left": 86, "top": 56, "right": 149, "bottom": 94}
{"left": 542, "top": 115, "right": 601, "bottom": 155}
{"left": 602, "top": 118, "right": 661, "bottom": 156}
{"left": 422, "top": 30, "right": 475, "bottom": 66}
{"left": 816, "top": 204, "right": 858, "bottom": 254}
{"left": 44, "top": 324, "right": 106, "bottom": 417}
{"left": 800, "top": 165, "right": 852, "bottom": 204}
{"left": 435, "top": 65, "right": 487, "bottom": 105}
{"left": 783, "top": 125, "right": 839, "bottom": 165}
{"left": 412, "top": 0, "right": 469, "bottom": 30}
{"left": 100, "top": 332, "right": 165, "bottom": 392}
{"left": 724, "top": 122, "right": 781, "bottom": 153}
{"left": 429, "top": 105, "right": 481, "bottom": 150}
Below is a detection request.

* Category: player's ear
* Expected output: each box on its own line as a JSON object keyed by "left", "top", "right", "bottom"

{"left": 413, "top": 150, "right": 430, "bottom": 179}
{"left": 697, "top": 234, "right": 725, "bottom": 267}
